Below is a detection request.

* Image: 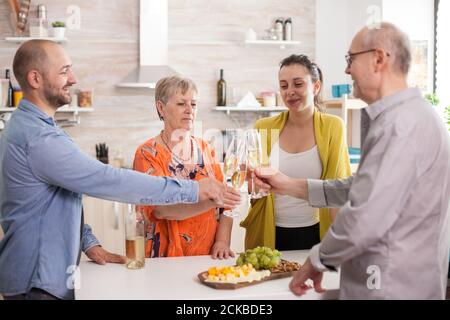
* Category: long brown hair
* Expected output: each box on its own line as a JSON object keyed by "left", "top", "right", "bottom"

{"left": 279, "top": 54, "right": 325, "bottom": 112}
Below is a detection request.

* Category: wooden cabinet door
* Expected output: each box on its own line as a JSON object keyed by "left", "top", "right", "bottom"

{"left": 229, "top": 192, "right": 248, "bottom": 254}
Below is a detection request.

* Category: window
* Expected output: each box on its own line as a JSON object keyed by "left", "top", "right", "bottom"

{"left": 383, "top": 0, "right": 435, "bottom": 93}
{"left": 436, "top": 0, "right": 450, "bottom": 111}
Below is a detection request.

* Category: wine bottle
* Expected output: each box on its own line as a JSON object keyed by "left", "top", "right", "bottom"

{"left": 125, "top": 204, "right": 145, "bottom": 270}
{"left": 5, "top": 69, "right": 13, "bottom": 108}
{"left": 217, "top": 69, "right": 226, "bottom": 106}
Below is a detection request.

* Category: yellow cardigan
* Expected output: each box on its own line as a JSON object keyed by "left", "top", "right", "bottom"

{"left": 240, "top": 110, "right": 352, "bottom": 250}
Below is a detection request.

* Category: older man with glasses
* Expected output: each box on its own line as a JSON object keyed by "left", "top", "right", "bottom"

{"left": 256, "top": 22, "right": 450, "bottom": 299}
{"left": 345, "top": 49, "right": 390, "bottom": 67}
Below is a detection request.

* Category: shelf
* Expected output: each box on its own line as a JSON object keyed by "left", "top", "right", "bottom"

{"left": 171, "top": 40, "right": 235, "bottom": 46}
{"left": 58, "top": 107, "right": 95, "bottom": 113}
{"left": 0, "top": 107, "right": 94, "bottom": 113}
{"left": 116, "top": 82, "right": 155, "bottom": 89}
{"left": 53, "top": 107, "right": 94, "bottom": 127}
{"left": 215, "top": 106, "right": 287, "bottom": 115}
{"left": 0, "top": 106, "right": 93, "bottom": 128}
{"left": 5, "top": 37, "right": 68, "bottom": 43}
{"left": 214, "top": 98, "right": 365, "bottom": 115}
{"left": 323, "top": 98, "right": 367, "bottom": 110}
{"left": 244, "top": 39, "right": 301, "bottom": 49}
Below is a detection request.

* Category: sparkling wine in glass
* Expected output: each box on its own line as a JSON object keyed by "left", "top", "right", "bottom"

{"left": 223, "top": 136, "right": 246, "bottom": 218}
{"left": 246, "top": 129, "right": 268, "bottom": 199}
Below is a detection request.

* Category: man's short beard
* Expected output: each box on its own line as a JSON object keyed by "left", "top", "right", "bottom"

{"left": 43, "top": 85, "right": 71, "bottom": 108}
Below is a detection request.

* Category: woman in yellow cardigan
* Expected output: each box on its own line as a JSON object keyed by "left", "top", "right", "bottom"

{"left": 241, "top": 54, "right": 351, "bottom": 250}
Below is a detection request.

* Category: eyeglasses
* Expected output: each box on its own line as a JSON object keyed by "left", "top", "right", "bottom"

{"left": 345, "top": 49, "right": 390, "bottom": 67}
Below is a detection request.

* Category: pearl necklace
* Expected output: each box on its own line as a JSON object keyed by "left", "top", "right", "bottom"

{"left": 160, "top": 130, "right": 193, "bottom": 163}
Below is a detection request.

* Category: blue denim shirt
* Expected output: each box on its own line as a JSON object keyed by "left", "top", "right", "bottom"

{"left": 0, "top": 100, "right": 199, "bottom": 299}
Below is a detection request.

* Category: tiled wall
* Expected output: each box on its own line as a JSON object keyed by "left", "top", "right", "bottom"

{"left": 0, "top": 0, "right": 315, "bottom": 165}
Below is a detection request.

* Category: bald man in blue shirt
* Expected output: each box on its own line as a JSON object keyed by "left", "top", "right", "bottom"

{"left": 0, "top": 40, "right": 241, "bottom": 300}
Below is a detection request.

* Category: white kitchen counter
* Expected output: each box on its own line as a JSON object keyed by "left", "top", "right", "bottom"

{"left": 75, "top": 250, "right": 340, "bottom": 300}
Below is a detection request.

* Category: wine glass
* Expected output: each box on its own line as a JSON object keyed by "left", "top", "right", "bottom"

{"left": 246, "top": 129, "right": 268, "bottom": 199}
{"left": 222, "top": 136, "right": 247, "bottom": 218}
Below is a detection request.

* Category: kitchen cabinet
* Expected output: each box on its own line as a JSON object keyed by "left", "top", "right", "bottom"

{"left": 81, "top": 197, "right": 127, "bottom": 259}
{"left": 323, "top": 95, "right": 367, "bottom": 147}
{"left": 229, "top": 192, "right": 249, "bottom": 254}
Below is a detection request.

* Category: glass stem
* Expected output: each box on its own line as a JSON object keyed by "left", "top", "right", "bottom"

{"left": 251, "top": 171, "right": 256, "bottom": 198}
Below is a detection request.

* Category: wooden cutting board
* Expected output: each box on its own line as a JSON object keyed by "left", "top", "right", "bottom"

{"left": 197, "top": 269, "right": 295, "bottom": 290}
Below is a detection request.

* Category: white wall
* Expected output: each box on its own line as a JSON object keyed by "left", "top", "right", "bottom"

{"left": 316, "top": 0, "right": 381, "bottom": 147}
{"left": 316, "top": 0, "right": 382, "bottom": 100}
{"left": 316, "top": 0, "right": 349, "bottom": 100}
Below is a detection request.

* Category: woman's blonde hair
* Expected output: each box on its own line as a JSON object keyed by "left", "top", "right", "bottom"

{"left": 155, "top": 76, "right": 198, "bottom": 120}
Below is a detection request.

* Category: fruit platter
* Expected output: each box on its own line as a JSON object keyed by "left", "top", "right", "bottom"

{"left": 198, "top": 246, "right": 301, "bottom": 290}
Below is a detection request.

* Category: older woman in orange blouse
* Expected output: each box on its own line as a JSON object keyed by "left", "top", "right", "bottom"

{"left": 133, "top": 76, "right": 237, "bottom": 259}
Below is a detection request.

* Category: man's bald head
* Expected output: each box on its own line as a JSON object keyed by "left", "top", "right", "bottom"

{"left": 12, "top": 40, "right": 60, "bottom": 91}
{"left": 357, "top": 22, "right": 411, "bottom": 75}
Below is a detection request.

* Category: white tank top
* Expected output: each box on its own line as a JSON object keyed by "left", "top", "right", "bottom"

{"left": 270, "top": 142, "right": 322, "bottom": 228}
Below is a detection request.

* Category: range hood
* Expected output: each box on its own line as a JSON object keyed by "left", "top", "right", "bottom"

{"left": 117, "top": 0, "right": 178, "bottom": 89}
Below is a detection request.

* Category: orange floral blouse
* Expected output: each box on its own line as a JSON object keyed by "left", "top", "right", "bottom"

{"left": 133, "top": 136, "right": 224, "bottom": 258}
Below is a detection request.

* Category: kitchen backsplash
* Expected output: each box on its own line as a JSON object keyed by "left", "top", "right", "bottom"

{"left": 0, "top": 0, "right": 315, "bottom": 166}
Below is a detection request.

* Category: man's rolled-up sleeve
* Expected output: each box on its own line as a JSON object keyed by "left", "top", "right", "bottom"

{"left": 81, "top": 224, "right": 100, "bottom": 252}
{"left": 27, "top": 131, "right": 199, "bottom": 206}
{"left": 307, "top": 176, "right": 353, "bottom": 208}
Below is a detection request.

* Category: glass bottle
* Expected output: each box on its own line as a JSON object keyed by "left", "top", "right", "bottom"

{"left": 112, "top": 148, "right": 125, "bottom": 168}
{"left": 217, "top": 69, "right": 227, "bottom": 106}
{"left": 284, "top": 18, "right": 292, "bottom": 41}
{"left": 37, "top": 4, "right": 48, "bottom": 37}
{"left": 275, "top": 18, "right": 284, "bottom": 41}
{"left": 5, "top": 69, "right": 13, "bottom": 108}
{"left": 13, "top": 86, "right": 23, "bottom": 107}
{"left": 125, "top": 205, "right": 145, "bottom": 269}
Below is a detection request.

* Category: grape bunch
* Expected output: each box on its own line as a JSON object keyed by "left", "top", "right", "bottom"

{"left": 236, "top": 246, "right": 281, "bottom": 270}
